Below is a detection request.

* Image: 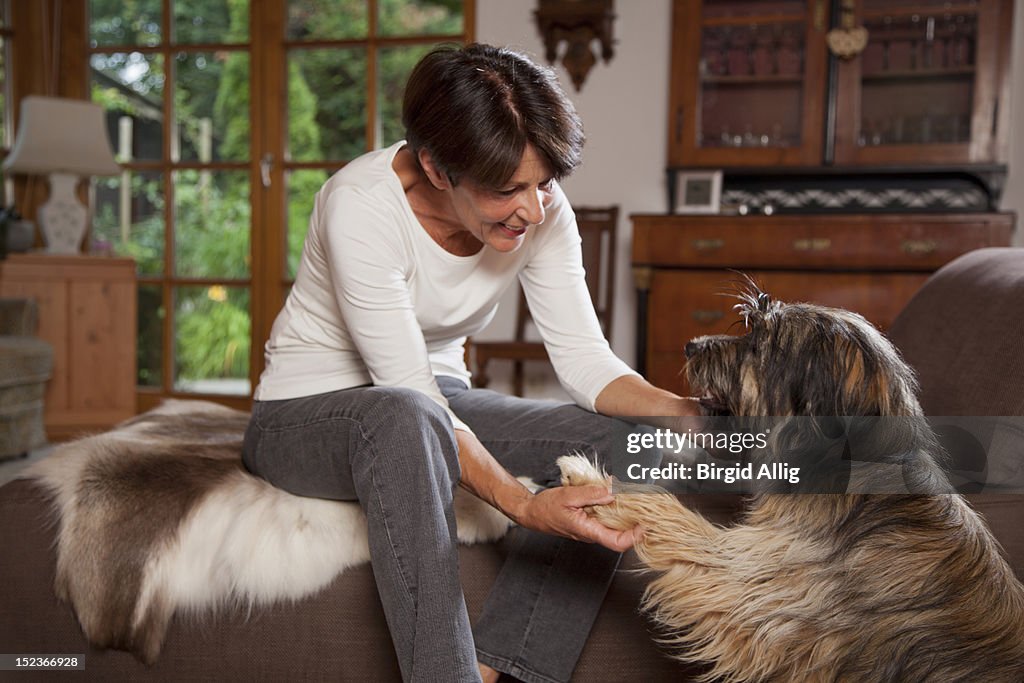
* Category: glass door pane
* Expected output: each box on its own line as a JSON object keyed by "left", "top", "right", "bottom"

{"left": 287, "top": 0, "right": 368, "bottom": 40}
{"left": 90, "top": 52, "right": 165, "bottom": 161}
{"left": 378, "top": 0, "right": 464, "bottom": 36}
{"left": 287, "top": 47, "right": 369, "bottom": 161}
{"left": 173, "top": 169, "right": 251, "bottom": 278}
{"left": 857, "top": 2, "right": 979, "bottom": 148}
{"left": 173, "top": 0, "right": 249, "bottom": 43}
{"left": 89, "top": 0, "right": 162, "bottom": 46}
{"left": 93, "top": 171, "right": 166, "bottom": 276}
{"left": 173, "top": 285, "right": 251, "bottom": 395}
{"left": 173, "top": 51, "right": 251, "bottom": 162}
{"left": 672, "top": 0, "right": 825, "bottom": 166}
{"left": 699, "top": 19, "right": 806, "bottom": 149}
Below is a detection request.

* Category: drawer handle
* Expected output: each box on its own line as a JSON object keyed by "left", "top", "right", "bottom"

{"left": 901, "top": 239, "right": 938, "bottom": 256}
{"left": 692, "top": 238, "right": 725, "bottom": 252}
{"left": 792, "top": 238, "right": 832, "bottom": 252}
{"left": 692, "top": 310, "right": 724, "bottom": 324}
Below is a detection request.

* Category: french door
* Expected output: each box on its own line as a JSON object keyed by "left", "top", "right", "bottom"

{"left": 86, "top": 0, "right": 474, "bottom": 410}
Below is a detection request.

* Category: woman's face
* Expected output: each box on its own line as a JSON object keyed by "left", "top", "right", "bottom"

{"left": 449, "top": 144, "right": 556, "bottom": 253}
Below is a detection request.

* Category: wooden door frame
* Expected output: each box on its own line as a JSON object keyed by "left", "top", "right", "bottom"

{"left": 251, "top": 0, "right": 286, "bottom": 397}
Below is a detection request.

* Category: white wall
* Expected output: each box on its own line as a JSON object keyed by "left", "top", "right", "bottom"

{"left": 475, "top": 0, "right": 1024, "bottom": 394}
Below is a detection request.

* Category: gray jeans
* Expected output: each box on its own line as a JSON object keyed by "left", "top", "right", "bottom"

{"left": 242, "top": 377, "right": 659, "bottom": 683}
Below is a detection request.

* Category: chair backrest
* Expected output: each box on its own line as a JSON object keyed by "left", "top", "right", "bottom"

{"left": 514, "top": 205, "right": 619, "bottom": 341}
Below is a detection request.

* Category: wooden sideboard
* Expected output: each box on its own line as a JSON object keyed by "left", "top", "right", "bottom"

{"left": 632, "top": 213, "right": 1015, "bottom": 396}
{"left": 0, "top": 253, "right": 137, "bottom": 441}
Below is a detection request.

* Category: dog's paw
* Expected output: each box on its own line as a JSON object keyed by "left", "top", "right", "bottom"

{"left": 556, "top": 454, "right": 608, "bottom": 488}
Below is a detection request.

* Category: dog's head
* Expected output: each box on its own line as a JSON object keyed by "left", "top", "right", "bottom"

{"left": 685, "top": 282, "right": 922, "bottom": 419}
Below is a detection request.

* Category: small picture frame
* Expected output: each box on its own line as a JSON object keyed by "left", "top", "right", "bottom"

{"left": 675, "top": 170, "right": 723, "bottom": 214}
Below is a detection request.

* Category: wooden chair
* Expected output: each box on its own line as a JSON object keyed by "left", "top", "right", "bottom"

{"left": 472, "top": 205, "right": 619, "bottom": 396}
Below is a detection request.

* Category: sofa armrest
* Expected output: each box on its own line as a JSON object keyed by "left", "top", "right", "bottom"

{"left": 888, "top": 247, "right": 1024, "bottom": 416}
{"left": 0, "top": 298, "right": 38, "bottom": 336}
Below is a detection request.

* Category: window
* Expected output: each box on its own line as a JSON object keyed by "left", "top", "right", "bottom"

{"left": 86, "top": 0, "right": 473, "bottom": 407}
{"left": 279, "top": 0, "right": 473, "bottom": 277}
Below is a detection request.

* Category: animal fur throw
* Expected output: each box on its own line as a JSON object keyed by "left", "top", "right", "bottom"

{"left": 25, "top": 400, "right": 518, "bottom": 664}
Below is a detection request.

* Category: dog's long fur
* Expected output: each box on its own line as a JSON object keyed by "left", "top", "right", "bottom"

{"left": 560, "top": 286, "right": 1024, "bottom": 682}
{"left": 26, "top": 400, "right": 518, "bottom": 664}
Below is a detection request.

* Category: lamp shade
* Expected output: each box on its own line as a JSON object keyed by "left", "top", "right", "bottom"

{"left": 3, "top": 96, "right": 120, "bottom": 176}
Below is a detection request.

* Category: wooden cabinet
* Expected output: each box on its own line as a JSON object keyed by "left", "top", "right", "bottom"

{"left": 668, "top": 0, "right": 1015, "bottom": 169}
{"left": 0, "top": 254, "right": 137, "bottom": 440}
{"left": 833, "top": 0, "right": 1013, "bottom": 165}
{"left": 654, "top": 1, "right": 1016, "bottom": 398}
{"left": 670, "top": 0, "right": 828, "bottom": 167}
{"left": 631, "top": 213, "right": 1015, "bottom": 396}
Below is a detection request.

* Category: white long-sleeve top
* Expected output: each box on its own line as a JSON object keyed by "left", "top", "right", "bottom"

{"left": 254, "top": 141, "right": 638, "bottom": 432}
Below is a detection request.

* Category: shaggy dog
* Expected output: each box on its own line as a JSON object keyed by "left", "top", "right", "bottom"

{"left": 560, "top": 287, "right": 1024, "bottom": 682}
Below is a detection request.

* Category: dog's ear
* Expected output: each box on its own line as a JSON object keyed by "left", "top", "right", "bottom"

{"left": 831, "top": 315, "right": 922, "bottom": 417}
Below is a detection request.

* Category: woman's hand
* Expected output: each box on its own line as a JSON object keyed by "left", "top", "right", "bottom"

{"left": 511, "top": 485, "right": 641, "bottom": 552}
{"left": 455, "top": 429, "right": 640, "bottom": 552}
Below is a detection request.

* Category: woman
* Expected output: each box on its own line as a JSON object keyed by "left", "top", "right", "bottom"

{"left": 243, "top": 43, "right": 699, "bottom": 682}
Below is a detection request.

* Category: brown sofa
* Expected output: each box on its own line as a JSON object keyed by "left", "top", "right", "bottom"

{"left": 1, "top": 247, "right": 1022, "bottom": 681}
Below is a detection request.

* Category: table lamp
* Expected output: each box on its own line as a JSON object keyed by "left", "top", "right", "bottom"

{"left": 2, "top": 96, "right": 121, "bottom": 254}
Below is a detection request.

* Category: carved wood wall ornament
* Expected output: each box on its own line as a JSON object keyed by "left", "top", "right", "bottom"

{"left": 534, "top": 0, "right": 616, "bottom": 91}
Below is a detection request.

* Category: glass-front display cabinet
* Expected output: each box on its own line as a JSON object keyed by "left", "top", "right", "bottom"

{"left": 833, "top": 0, "right": 1010, "bottom": 165}
{"left": 668, "top": 0, "right": 829, "bottom": 166}
{"left": 668, "top": 0, "right": 1014, "bottom": 168}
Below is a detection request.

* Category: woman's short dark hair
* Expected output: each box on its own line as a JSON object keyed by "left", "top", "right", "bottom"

{"left": 402, "top": 43, "right": 584, "bottom": 188}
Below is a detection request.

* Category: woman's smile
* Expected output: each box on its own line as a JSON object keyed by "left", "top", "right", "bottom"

{"left": 402, "top": 143, "right": 555, "bottom": 256}
{"left": 495, "top": 221, "right": 528, "bottom": 238}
